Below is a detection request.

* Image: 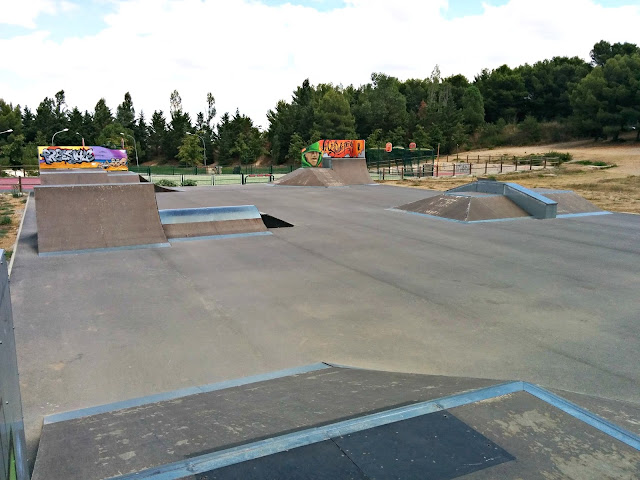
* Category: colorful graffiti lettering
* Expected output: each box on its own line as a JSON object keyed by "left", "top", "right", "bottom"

{"left": 320, "top": 140, "right": 365, "bottom": 159}
{"left": 41, "top": 147, "right": 95, "bottom": 165}
{"left": 38, "top": 146, "right": 128, "bottom": 171}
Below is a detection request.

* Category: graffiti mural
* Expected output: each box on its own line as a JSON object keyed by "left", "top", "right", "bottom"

{"left": 301, "top": 140, "right": 366, "bottom": 167}
{"left": 38, "top": 146, "right": 128, "bottom": 171}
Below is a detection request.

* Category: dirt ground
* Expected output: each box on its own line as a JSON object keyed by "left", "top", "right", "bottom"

{"left": 0, "top": 194, "right": 27, "bottom": 259}
{"left": 379, "top": 139, "right": 640, "bottom": 214}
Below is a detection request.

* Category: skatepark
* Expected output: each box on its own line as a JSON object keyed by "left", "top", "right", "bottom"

{"left": 2, "top": 154, "right": 639, "bottom": 478}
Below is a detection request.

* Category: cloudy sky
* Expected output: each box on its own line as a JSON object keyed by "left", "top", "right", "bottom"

{"left": 1, "top": 0, "right": 639, "bottom": 129}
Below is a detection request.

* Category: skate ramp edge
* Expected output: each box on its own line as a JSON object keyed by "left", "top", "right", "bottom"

{"left": 159, "top": 205, "right": 269, "bottom": 240}
{"left": 34, "top": 183, "right": 170, "bottom": 255}
{"left": 32, "top": 364, "right": 640, "bottom": 480}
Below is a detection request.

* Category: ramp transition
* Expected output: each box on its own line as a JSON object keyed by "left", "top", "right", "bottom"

{"left": 32, "top": 364, "right": 640, "bottom": 479}
{"left": 159, "top": 205, "right": 268, "bottom": 239}
{"left": 275, "top": 158, "right": 373, "bottom": 187}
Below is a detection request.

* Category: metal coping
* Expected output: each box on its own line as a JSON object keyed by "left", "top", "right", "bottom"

{"left": 556, "top": 211, "right": 612, "bottom": 218}
{"left": 38, "top": 242, "right": 171, "bottom": 257}
{"left": 158, "top": 205, "right": 262, "bottom": 225}
{"left": 168, "top": 231, "right": 272, "bottom": 243}
{"left": 43, "top": 363, "right": 331, "bottom": 424}
{"left": 107, "top": 379, "right": 640, "bottom": 480}
{"left": 386, "top": 208, "right": 534, "bottom": 224}
{"left": 504, "top": 182, "right": 558, "bottom": 205}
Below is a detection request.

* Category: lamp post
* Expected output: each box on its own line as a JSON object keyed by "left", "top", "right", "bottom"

{"left": 186, "top": 132, "right": 206, "bottom": 167}
{"left": 0, "top": 129, "right": 13, "bottom": 135}
{"left": 51, "top": 128, "right": 69, "bottom": 146}
{"left": 119, "top": 132, "right": 139, "bottom": 167}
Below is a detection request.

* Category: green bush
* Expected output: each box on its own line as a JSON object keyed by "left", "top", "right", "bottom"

{"left": 0, "top": 215, "right": 11, "bottom": 225}
{"left": 181, "top": 179, "right": 197, "bottom": 186}
{"left": 547, "top": 151, "right": 572, "bottom": 163}
{"left": 156, "top": 179, "right": 178, "bottom": 187}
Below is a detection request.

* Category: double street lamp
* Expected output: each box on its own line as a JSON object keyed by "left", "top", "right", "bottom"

{"left": 120, "top": 132, "right": 139, "bottom": 167}
{"left": 186, "top": 132, "right": 206, "bottom": 167}
{"left": 51, "top": 128, "right": 69, "bottom": 145}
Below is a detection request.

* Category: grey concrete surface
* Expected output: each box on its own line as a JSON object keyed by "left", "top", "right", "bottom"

{"left": 10, "top": 184, "right": 640, "bottom": 469}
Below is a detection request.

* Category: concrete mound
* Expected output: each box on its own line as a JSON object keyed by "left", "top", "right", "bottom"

{"left": 35, "top": 183, "right": 169, "bottom": 254}
{"left": 399, "top": 192, "right": 531, "bottom": 222}
{"left": 275, "top": 158, "right": 373, "bottom": 187}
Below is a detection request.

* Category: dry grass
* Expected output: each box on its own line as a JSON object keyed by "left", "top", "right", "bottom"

{"left": 379, "top": 140, "right": 640, "bottom": 214}
{"left": 0, "top": 194, "right": 27, "bottom": 259}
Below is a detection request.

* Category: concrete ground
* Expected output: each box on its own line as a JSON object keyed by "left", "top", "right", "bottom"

{"left": 10, "top": 183, "right": 640, "bottom": 469}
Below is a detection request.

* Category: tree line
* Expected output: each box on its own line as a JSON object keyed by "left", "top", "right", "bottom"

{"left": 0, "top": 40, "right": 638, "bottom": 168}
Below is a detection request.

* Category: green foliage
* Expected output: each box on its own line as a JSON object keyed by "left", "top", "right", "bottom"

{"left": 0, "top": 215, "right": 11, "bottom": 225}
{"left": 311, "top": 88, "right": 356, "bottom": 139}
{"left": 519, "top": 115, "right": 542, "bottom": 143}
{"left": 461, "top": 86, "right": 484, "bottom": 132}
{"left": 181, "top": 179, "right": 197, "bottom": 186}
{"left": 156, "top": 179, "right": 177, "bottom": 187}
{"left": 177, "top": 134, "right": 203, "bottom": 167}
{"left": 286, "top": 132, "right": 306, "bottom": 164}
{"left": 547, "top": 151, "right": 572, "bottom": 163}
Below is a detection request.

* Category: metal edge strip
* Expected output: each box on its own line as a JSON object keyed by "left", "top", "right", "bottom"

{"left": 523, "top": 383, "right": 640, "bottom": 451}
{"left": 44, "top": 363, "right": 331, "bottom": 425}
{"left": 555, "top": 211, "right": 612, "bottom": 218}
{"left": 38, "top": 242, "right": 171, "bottom": 257}
{"left": 168, "top": 231, "right": 272, "bottom": 243}
{"left": 386, "top": 208, "right": 534, "bottom": 224}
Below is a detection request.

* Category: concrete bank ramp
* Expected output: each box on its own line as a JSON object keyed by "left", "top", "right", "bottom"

{"left": 533, "top": 188, "right": 605, "bottom": 216}
{"left": 159, "top": 205, "right": 268, "bottom": 240}
{"left": 34, "top": 183, "right": 169, "bottom": 254}
{"left": 275, "top": 158, "right": 373, "bottom": 186}
{"left": 32, "top": 364, "right": 640, "bottom": 480}
{"left": 399, "top": 192, "right": 531, "bottom": 222}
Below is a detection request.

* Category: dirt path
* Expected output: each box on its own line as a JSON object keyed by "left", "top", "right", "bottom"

{"left": 380, "top": 140, "right": 640, "bottom": 214}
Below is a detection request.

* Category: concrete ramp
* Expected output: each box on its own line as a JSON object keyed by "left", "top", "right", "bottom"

{"left": 330, "top": 157, "right": 373, "bottom": 184}
{"left": 275, "top": 158, "right": 373, "bottom": 186}
{"left": 274, "top": 167, "right": 344, "bottom": 186}
{"left": 398, "top": 192, "right": 531, "bottom": 222}
{"left": 32, "top": 364, "right": 640, "bottom": 480}
{"left": 159, "top": 205, "right": 268, "bottom": 240}
{"left": 34, "top": 183, "right": 169, "bottom": 254}
{"left": 533, "top": 189, "right": 605, "bottom": 215}
{"left": 106, "top": 172, "right": 141, "bottom": 184}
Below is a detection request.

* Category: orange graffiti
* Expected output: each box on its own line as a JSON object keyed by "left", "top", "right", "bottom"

{"left": 319, "top": 140, "right": 365, "bottom": 158}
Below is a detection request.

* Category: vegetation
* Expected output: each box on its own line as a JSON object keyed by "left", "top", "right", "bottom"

{"left": 0, "top": 41, "right": 638, "bottom": 168}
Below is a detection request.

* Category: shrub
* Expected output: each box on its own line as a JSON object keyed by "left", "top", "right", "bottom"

{"left": 547, "top": 151, "right": 572, "bottom": 163}
{"left": 156, "top": 179, "right": 178, "bottom": 187}
{"left": 0, "top": 216, "right": 11, "bottom": 225}
{"left": 181, "top": 179, "right": 197, "bottom": 186}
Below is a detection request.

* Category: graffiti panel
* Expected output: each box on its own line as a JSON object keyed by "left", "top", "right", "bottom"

{"left": 301, "top": 140, "right": 366, "bottom": 167}
{"left": 38, "top": 146, "right": 128, "bottom": 171}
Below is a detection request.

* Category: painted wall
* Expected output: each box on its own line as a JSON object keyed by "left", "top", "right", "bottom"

{"left": 38, "top": 146, "right": 128, "bottom": 171}
{"left": 301, "top": 140, "right": 365, "bottom": 168}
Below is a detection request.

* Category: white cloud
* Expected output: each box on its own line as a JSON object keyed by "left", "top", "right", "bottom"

{"left": 0, "top": 0, "right": 639, "bottom": 128}
{"left": 0, "top": 0, "right": 76, "bottom": 28}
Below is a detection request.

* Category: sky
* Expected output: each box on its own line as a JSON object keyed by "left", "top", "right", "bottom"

{"left": 1, "top": 0, "right": 639, "bottom": 129}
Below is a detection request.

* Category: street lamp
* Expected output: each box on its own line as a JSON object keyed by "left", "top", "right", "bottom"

{"left": 119, "top": 132, "right": 139, "bottom": 167}
{"left": 186, "top": 132, "right": 206, "bottom": 167}
{"left": 0, "top": 129, "right": 13, "bottom": 135}
{"left": 51, "top": 128, "right": 69, "bottom": 145}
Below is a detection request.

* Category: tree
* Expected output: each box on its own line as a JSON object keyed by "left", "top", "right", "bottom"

{"left": 165, "top": 90, "right": 192, "bottom": 160}
{"left": 93, "top": 98, "right": 113, "bottom": 132}
{"left": 311, "top": 88, "right": 356, "bottom": 139}
{"left": 206, "top": 92, "right": 216, "bottom": 127}
{"left": 177, "top": 133, "right": 203, "bottom": 167}
{"left": 571, "top": 53, "right": 640, "bottom": 140}
{"left": 286, "top": 132, "right": 306, "bottom": 164}
{"left": 474, "top": 65, "right": 527, "bottom": 123}
{"left": 461, "top": 85, "right": 485, "bottom": 132}
{"left": 116, "top": 92, "right": 136, "bottom": 130}
{"left": 149, "top": 110, "right": 167, "bottom": 158}
{"left": 354, "top": 73, "right": 408, "bottom": 139}
{"left": 590, "top": 40, "right": 640, "bottom": 67}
